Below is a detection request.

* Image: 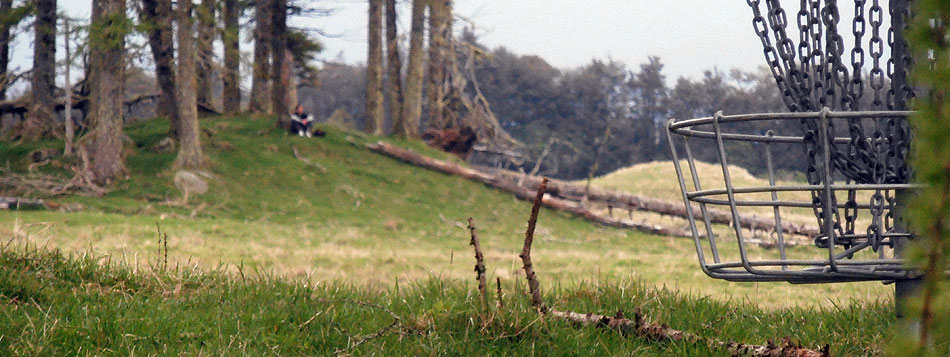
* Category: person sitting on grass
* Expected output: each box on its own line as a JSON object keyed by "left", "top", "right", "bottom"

{"left": 290, "top": 105, "right": 313, "bottom": 137}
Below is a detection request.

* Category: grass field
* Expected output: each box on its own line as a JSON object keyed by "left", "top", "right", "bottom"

{"left": 0, "top": 115, "right": 894, "bottom": 310}
{"left": 0, "top": 115, "right": 919, "bottom": 354}
{"left": 0, "top": 243, "right": 895, "bottom": 355}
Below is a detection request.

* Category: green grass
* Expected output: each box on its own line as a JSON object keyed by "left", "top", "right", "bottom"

{"left": 0, "top": 244, "right": 892, "bottom": 355}
{"left": 0, "top": 115, "right": 892, "bottom": 308}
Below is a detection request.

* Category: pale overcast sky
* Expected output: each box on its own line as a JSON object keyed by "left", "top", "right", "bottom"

{"left": 313, "top": 0, "right": 765, "bottom": 79}
{"left": 8, "top": 1, "right": 886, "bottom": 89}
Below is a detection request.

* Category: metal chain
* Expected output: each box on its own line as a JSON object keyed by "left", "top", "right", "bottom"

{"left": 746, "top": 0, "right": 914, "bottom": 250}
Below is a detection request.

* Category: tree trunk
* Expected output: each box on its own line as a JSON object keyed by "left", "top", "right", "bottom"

{"left": 141, "top": 0, "right": 179, "bottom": 135}
{"left": 270, "top": 0, "right": 289, "bottom": 128}
{"left": 384, "top": 0, "right": 405, "bottom": 136}
{"left": 251, "top": 0, "right": 271, "bottom": 114}
{"left": 23, "top": 0, "right": 57, "bottom": 141}
{"left": 63, "top": 19, "right": 74, "bottom": 156}
{"left": 196, "top": 0, "right": 215, "bottom": 111}
{"left": 425, "top": 0, "right": 447, "bottom": 130}
{"left": 282, "top": 49, "right": 296, "bottom": 112}
{"left": 364, "top": 0, "right": 384, "bottom": 134}
{"left": 0, "top": 0, "right": 12, "bottom": 101}
{"left": 174, "top": 0, "right": 203, "bottom": 169}
{"left": 400, "top": 0, "right": 425, "bottom": 138}
{"left": 87, "top": 0, "right": 127, "bottom": 185}
{"left": 221, "top": 0, "right": 241, "bottom": 114}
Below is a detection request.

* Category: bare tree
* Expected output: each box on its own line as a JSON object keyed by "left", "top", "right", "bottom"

{"left": 196, "top": 0, "right": 215, "bottom": 110}
{"left": 221, "top": 0, "right": 241, "bottom": 113}
{"left": 384, "top": 0, "right": 404, "bottom": 136}
{"left": 251, "top": 0, "right": 271, "bottom": 113}
{"left": 174, "top": 0, "right": 203, "bottom": 169}
{"left": 23, "top": 0, "right": 57, "bottom": 140}
{"left": 140, "top": 0, "right": 179, "bottom": 135}
{"left": 87, "top": 0, "right": 127, "bottom": 184}
{"left": 363, "top": 0, "right": 384, "bottom": 134}
{"left": 400, "top": 0, "right": 425, "bottom": 138}
{"left": 270, "top": 0, "right": 289, "bottom": 127}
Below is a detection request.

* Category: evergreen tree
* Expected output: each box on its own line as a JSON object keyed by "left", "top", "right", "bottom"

{"left": 87, "top": 0, "right": 128, "bottom": 184}
{"left": 22, "top": 0, "right": 57, "bottom": 140}
{"left": 174, "top": 0, "right": 203, "bottom": 169}
{"left": 363, "top": 0, "right": 384, "bottom": 134}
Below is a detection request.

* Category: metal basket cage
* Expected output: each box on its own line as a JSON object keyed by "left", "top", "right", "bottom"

{"left": 666, "top": 109, "right": 920, "bottom": 284}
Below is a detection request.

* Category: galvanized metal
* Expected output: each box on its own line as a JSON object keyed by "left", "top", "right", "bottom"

{"left": 666, "top": 109, "right": 921, "bottom": 283}
{"left": 665, "top": 0, "right": 921, "bottom": 284}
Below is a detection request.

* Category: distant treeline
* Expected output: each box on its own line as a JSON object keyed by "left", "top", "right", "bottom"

{"left": 303, "top": 33, "right": 894, "bottom": 180}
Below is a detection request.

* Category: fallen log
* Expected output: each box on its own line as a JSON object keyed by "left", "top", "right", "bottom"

{"left": 367, "top": 141, "right": 689, "bottom": 236}
{"left": 0, "top": 197, "right": 46, "bottom": 210}
{"left": 486, "top": 168, "right": 819, "bottom": 237}
{"left": 489, "top": 177, "right": 690, "bottom": 236}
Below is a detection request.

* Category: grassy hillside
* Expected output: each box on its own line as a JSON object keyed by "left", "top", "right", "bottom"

{"left": 584, "top": 161, "right": 819, "bottom": 225}
{"left": 0, "top": 245, "right": 891, "bottom": 355}
{"left": 0, "top": 115, "right": 891, "bottom": 308}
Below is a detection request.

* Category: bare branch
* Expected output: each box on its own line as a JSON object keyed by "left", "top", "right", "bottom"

{"left": 519, "top": 177, "right": 548, "bottom": 311}
{"left": 467, "top": 217, "right": 487, "bottom": 305}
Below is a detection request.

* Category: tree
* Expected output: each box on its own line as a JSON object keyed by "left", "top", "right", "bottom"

{"left": 425, "top": 0, "right": 448, "bottom": 130}
{"left": 196, "top": 0, "right": 215, "bottom": 110}
{"left": 251, "top": 0, "right": 270, "bottom": 113}
{"left": 363, "top": 0, "right": 383, "bottom": 134}
{"left": 87, "top": 0, "right": 128, "bottom": 184}
{"left": 140, "top": 0, "right": 179, "bottom": 135}
{"left": 270, "top": 0, "right": 289, "bottom": 127}
{"left": 626, "top": 56, "right": 668, "bottom": 161}
{"left": 174, "top": 0, "right": 202, "bottom": 169}
{"left": 22, "top": 0, "right": 57, "bottom": 141}
{"left": 61, "top": 16, "right": 77, "bottom": 156}
{"left": 384, "top": 0, "right": 404, "bottom": 136}
{"left": 221, "top": 0, "right": 241, "bottom": 114}
{"left": 399, "top": 0, "right": 425, "bottom": 138}
{"left": 0, "top": 0, "right": 17, "bottom": 101}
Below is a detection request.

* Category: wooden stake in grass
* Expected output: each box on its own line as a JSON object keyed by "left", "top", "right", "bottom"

{"left": 515, "top": 178, "right": 829, "bottom": 356}
{"left": 520, "top": 177, "right": 548, "bottom": 311}
{"left": 467, "top": 217, "right": 487, "bottom": 305}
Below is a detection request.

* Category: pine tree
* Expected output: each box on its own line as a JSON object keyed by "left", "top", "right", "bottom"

{"left": 87, "top": 0, "right": 127, "bottom": 184}
{"left": 364, "top": 0, "right": 384, "bottom": 134}
{"left": 221, "top": 0, "right": 241, "bottom": 114}
{"left": 141, "top": 0, "right": 179, "bottom": 135}
{"left": 270, "top": 0, "right": 289, "bottom": 127}
{"left": 385, "top": 0, "right": 404, "bottom": 136}
{"left": 196, "top": 0, "right": 216, "bottom": 110}
{"left": 400, "top": 0, "right": 425, "bottom": 138}
{"left": 174, "top": 0, "right": 203, "bottom": 169}
{"left": 251, "top": 0, "right": 271, "bottom": 114}
{"left": 23, "top": 0, "right": 57, "bottom": 140}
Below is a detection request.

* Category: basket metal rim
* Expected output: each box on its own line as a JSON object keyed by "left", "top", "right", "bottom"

{"left": 667, "top": 110, "right": 914, "bottom": 131}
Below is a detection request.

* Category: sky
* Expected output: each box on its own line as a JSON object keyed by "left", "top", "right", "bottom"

{"left": 312, "top": 0, "right": 766, "bottom": 79}
{"left": 6, "top": 1, "right": 889, "bottom": 90}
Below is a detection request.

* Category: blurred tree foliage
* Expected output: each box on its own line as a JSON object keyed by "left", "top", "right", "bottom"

{"left": 303, "top": 33, "right": 818, "bottom": 179}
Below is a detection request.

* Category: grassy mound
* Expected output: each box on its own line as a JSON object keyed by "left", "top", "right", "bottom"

{"left": 0, "top": 116, "right": 891, "bottom": 307}
{"left": 0, "top": 245, "right": 890, "bottom": 355}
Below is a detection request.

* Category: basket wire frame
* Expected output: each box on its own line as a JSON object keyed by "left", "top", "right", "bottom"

{"left": 666, "top": 108, "right": 920, "bottom": 284}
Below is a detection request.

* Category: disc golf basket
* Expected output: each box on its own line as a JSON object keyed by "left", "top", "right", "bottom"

{"left": 666, "top": 0, "right": 922, "bottom": 298}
